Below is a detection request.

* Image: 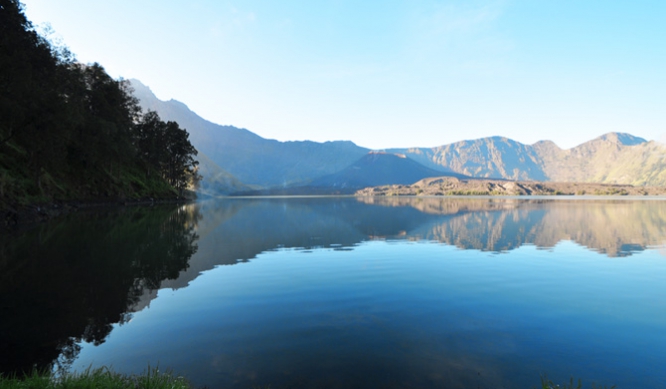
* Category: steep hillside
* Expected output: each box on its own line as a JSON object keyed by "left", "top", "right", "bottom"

{"left": 310, "top": 152, "right": 469, "bottom": 189}
{"left": 130, "top": 80, "right": 369, "bottom": 187}
{"left": 390, "top": 136, "right": 547, "bottom": 181}
{"left": 533, "top": 133, "right": 666, "bottom": 186}
{"left": 601, "top": 141, "right": 666, "bottom": 186}
{"left": 391, "top": 133, "right": 665, "bottom": 186}
{"left": 195, "top": 152, "right": 253, "bottom": 196}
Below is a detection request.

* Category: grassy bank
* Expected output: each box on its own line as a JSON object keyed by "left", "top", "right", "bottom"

{"left": 0, "top": 368, "right": 618, "bottom": 389}
{"left": 538, "top": 375, "right": 616, "bottom": 389}
{"left": 0, "top": 367, "right": 192, "bottom": 389}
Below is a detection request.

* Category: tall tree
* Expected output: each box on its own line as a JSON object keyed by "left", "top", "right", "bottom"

{"left": 135, "top": 111, "right": 199, "bottom": 194}
{"left": 1, "top": 0, "right": 200, "bottom": 206}
{"left": 1, "top": 0, "right": 73, "bottom": 190}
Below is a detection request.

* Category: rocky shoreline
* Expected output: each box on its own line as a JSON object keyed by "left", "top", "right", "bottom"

{"left": 355, "top": 176, "right": 666, "bottom": 197}
{"left": 1, "top": 194, "right": 195, "bottom": 232}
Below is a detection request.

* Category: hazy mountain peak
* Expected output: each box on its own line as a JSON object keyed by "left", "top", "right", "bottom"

{"left": 597, "top": 132, "right": 647, "bottom": 146}
{"left": 451, "top": 135, "right": 526, "bottom": 148}
{"left": 129, "top": 79, "right": 198, "bottom": 118}
{"left": 309, "top": 152, "right": 467, "bottom": 190}
{"left": 532, "top": 139, "right": 558, "bottom": 147}
{"left": 167, "top": 98, "right": 190, "bottom": 109}
{"left": 129, "top": 79, "right": 369, "bottom": 188}
{"left": 127, "top": 78, "right": 157, "bottom": 103}
{"left": 368, "top": 151, "right": 407, "bottom": 158}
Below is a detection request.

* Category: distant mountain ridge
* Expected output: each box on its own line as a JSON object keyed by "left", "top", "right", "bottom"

{"left": 390, "top": 136, "right": 547, "bottom": 181}
{"left": 130, "top": 79, "right": 666, "bottom": 191}
{"left": 390, "top": 132, "right": 666, "bottom": 186}
{"left": 310, "top": 152, "right": 469, "bottom": 189}
{"left": 130, "top": 79, "right": 369, "bottom": 188}
{"left": 195, "top": 152, "right": 252, "bottom": 196}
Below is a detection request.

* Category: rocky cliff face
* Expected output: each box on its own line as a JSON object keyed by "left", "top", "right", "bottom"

{"left": 392, "top": 136, "right": 546, "bottom": 181}
{"left": 534, "top": 134, "right": 666, "bottom": 186}
{"left": 392, "top": 133, "right": 665, "bottom": 186}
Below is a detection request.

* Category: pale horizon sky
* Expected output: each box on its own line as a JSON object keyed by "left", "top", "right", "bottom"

{"left": 21, "top": 0, "right": 666, "bottom": 150}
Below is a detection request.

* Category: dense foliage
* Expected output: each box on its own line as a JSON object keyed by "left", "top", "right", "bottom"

{"left": 0, "top": 0, "right": 199, "bottom": 209}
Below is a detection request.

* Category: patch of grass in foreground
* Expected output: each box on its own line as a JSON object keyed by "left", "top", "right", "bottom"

{"left": 537, "top": 375, "right": 616, "bottom": 389}
{"left": 0, "top": 368, "right": 619, "bottom": 389}
{"left": 0, "top": 366, "right": 192, "bottom": 389}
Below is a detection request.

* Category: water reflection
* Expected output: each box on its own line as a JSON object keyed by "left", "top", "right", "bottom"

{"left": 183, "top": 197, "right": 665, "bottom": 278}
{"left": 66, "top": 197, "right": 666, "bottom": 389}
{"left": 0, "top": 205, "right": 201, "bottom": 375}
{"left": 161, "top": 196, "right": 666, "bottom": 296}
{"left": 2, "top": 197, "right": 666, "bottom": 379}
{"left": 357, "top": 197, "right": 666, "bottom": 256}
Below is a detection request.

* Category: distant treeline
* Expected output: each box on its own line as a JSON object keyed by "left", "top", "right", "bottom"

{"left": 0, "top": 0, "right": 199, "bottom": 209}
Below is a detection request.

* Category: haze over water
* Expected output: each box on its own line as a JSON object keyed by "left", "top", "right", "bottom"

{"left": 2, "top": 197, "right": 666, "bottom": 388}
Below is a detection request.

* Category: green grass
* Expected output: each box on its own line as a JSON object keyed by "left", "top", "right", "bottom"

{"left": 0, "top": 368, "right": 619, "bottom": 389}
{"left": 0, "top": 367, "right": 192, "bottom": 389}
{"left": 537, "top": 375, "right": 616, "bottom": 389}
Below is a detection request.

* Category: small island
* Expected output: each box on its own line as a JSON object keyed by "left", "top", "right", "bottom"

{"left": 356, "top": 176, "right": 666, "bottom": 197}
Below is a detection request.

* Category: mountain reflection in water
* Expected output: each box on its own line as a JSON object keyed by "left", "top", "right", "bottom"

{"left": 1, "top": 197, "right": 665, "bottom": 385}
{"left": 188, "top": 197, "right": 666, "bottom": 273}
{"left": 356, "top": 197, "right": 666, "bottom": 256}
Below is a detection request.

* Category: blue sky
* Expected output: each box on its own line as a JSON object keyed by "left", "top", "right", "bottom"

{"left": 22, "top": 0, "right": 666, "bottom": 149}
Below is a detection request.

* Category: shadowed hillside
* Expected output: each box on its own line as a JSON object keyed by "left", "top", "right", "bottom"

{"left": 310, "top": 152, "right": 469, "bottom": 189}
{"left": 130, "top": 80, "right": 369, "bottom": 188}
{"left": 194, "top": 152, "right": 252, "bottom": 195}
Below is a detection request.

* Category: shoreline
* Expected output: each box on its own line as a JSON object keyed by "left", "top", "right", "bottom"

{"left": 1, "top": 195, "right": 195, "bottom": 232}
{"left": 355, "top": 177, "right": 666, "bottom": 197}
{"left": 7, "top": 184, "right": 665, "bottom": 231}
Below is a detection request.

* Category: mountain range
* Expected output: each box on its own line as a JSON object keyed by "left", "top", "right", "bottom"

{"left": 308, "top": 152, "right": 469, "bottom": 191}
{"left": 389, "top": 132, "right": 666, "bottom": 186}
{"left": 129, "top": 79, "right": 666, "bottom": 194}
{"left": 130, "top": 80, "right": 368, "bottom": 193}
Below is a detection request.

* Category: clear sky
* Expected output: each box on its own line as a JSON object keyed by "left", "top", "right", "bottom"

{"left": 21, "top": 0, "right": 666, "bottom": 150}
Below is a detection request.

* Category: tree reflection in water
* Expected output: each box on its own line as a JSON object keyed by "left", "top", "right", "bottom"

{"left": 3, "top": 197, "right": 666, "bottom": 381}
{"left": 0, "top": 204, "right": 201, "bottom": 375}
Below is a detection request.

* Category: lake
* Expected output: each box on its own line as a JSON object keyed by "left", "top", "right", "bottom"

{"left": 1, "top": 197, "right": 665, "bottom": 388}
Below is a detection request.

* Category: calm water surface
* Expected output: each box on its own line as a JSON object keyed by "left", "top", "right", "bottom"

{"left": 2, "top": 197, "right": 666, "bottom": 389}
